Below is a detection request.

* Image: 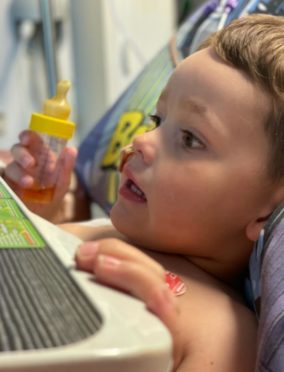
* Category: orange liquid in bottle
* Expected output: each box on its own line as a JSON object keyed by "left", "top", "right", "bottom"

{"left": 7, "top": 179, "right": 55, "bottom": 204}
{"left": 21, "top": 186, "right": 55, "bottom": 204}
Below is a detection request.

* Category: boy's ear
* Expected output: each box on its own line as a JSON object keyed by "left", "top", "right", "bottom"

{"left": 246, "top": 214, "right": 270, "bottom": 242}
{"left": 246, "top": 182, "right": 284, "bottom": 242}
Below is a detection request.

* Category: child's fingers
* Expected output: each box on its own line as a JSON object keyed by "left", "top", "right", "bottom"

{"left": 93, "top": 254, "right": 184, "bottom": 369}
{"left": 4, "top": 161, "right": 34, "bottom": 188}
{"left": 53, "top": 146, "right": 77, "bottom": 200}
{"left": 19, "top": 130, "right": 44, "bottom": 150}
{"left": 63, "top": 146, "right": 78, "bottom": 166}
{"left": 94, "top": 254, "right": 167, "bottom": 300}
{"left": 75, "top": 239, "right": 165, "bottom": 276}
{"left": 10, "top": 143, "right": 35, "bottom": 169}
{"left": 75, "top": 239, "right": 185, "bottom": 368}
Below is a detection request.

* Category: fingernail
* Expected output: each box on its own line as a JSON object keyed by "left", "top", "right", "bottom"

{"left": 20, "top": 133, "right": 29, "bottom": 145}
{"left": 97, "top": 254, "right": 121, "bottom": 268}
{"left": 20, "top": 175, "right": 33, "bottom": 187}
{"left": 21, "top": 156, "right": 32, "bottom": 168}
{"left": 77, "top": 242, "right": 98, "bottom": 259}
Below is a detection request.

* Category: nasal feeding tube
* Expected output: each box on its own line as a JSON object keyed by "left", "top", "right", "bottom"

{"left": 22, "top": 80, "right": 75, "bottom": 203}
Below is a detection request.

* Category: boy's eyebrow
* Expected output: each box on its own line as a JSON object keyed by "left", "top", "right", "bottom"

{"left": 159, "top": 92, "right": 208, "bottom": 117}
{"left": 180, "top": 98, "right": 220, "bottom": 132}
{"left": 181, "top": 98, "right": 207, "bottom": 115}
{"left": 157, "top": 92, "right": 220, "bottom": 134}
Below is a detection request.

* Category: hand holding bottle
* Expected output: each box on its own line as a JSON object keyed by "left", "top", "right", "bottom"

{"left": 4, "top": 80, "right": 77, "bottom": 221}
{"left": 4, "top": 129, "right": 77, "bottom": 221}
{"left": 23, "top": 80, "right": 76, "bottom": 203}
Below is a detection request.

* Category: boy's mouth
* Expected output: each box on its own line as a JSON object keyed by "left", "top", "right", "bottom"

{"left": 120, "top": 178, "right": 147, "bottom": 203}
{"left": 119, "top": 145, "right": 147, "bottom": 203}
{"left": 125, "top": 179, "right": 147, "bottom": 201}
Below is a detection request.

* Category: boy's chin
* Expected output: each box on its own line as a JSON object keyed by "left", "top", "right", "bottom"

{"left": 109, "top": 205, "right": 130, "bottom": 235}
{"left": 110, "top": 207, "right": 147, "bottom": 248}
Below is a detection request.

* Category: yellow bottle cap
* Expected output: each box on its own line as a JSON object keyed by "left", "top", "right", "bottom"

{"left": 29, "top": 80, "right": 75, "bottom": 139}
{"left": 29, "top": 113, "right": 75, "bottom": 139}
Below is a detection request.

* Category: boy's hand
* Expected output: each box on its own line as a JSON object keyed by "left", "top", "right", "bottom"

{"left": 75, "top": 238, "right": 185, "bottom": 370}
{"left": 4, "top": 130, "right": 77, "bottom": 221}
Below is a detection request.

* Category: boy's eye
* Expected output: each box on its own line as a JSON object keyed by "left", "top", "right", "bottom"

{"left": 181, "top": 129, "right": 205, "bottom": 150}
{"left": 149, "top": 114, "right": 161, "bottom": 128}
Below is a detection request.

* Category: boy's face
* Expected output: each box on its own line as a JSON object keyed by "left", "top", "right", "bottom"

{"left": 110, "top": 47, "right": 276, "bottom": 265}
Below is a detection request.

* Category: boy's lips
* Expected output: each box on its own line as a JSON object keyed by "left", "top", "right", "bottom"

{"left": 119, "top": 166, "right": 147, "bottom": 203}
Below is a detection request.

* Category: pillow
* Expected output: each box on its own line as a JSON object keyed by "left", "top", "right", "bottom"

{"left": 249, "top": 203, "right": 284, "bottom": 371}
{"left": 75, "top": 45, "right": 174, "bottom": 213}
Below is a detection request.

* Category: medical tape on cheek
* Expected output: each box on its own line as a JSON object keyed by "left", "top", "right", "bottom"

{"left": 165, "top": 271, "right": 187, "bottom": 296}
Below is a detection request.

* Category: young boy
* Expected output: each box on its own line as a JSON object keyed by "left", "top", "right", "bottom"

{"left": 3, "top": 14, "right": 284, "bottom": 371}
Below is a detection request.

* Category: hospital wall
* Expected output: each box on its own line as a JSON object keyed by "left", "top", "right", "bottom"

{"left": 0, "top": 0, "right": 176, "bottom": 149}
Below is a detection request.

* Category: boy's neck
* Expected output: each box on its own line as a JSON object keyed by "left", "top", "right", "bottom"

{"left": 186, "top": 240, "right": 252, "bottom": 284}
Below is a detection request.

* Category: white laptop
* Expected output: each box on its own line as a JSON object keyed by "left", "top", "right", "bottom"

{"left": 0, "top": 176, "right": 172, "bottom": 372}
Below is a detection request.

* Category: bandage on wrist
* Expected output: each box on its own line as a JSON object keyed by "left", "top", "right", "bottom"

{"left": 165, "top": 271, "right": 186, "bottom": 296}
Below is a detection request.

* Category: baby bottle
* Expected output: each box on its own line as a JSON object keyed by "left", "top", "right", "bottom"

{"left": 22, "top": 80, "right": 75, "bottom": 203}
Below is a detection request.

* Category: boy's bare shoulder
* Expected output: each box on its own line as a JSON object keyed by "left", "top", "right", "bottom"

{"left": 151, "top": 252, "right": 257, "bottom": 371}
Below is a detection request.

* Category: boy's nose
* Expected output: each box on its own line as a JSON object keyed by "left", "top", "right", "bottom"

{"left": 132, "top": 131, "right": 156, "bottom": 166}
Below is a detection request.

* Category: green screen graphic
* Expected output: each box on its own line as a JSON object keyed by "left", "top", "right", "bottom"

{"left": 0, "top": 199, "right": 24, "bottom": 218}
{"left": 0, "top": 182, "right": 45, "bottom": 248}
{"left": 0, "top": 183, "right": 10, "bottom": 198}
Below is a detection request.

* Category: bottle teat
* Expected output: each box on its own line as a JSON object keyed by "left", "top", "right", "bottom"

{"left": 43, "top": 80, "right": 71, "bottom": 120}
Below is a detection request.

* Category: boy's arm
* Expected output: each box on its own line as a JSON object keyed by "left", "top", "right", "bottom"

{"left": 60, "top": 221, "right": 127, "bottom": 242}
{"left": 176, "top": 294, "right": 257, "bottom": 372}
{"left": 75, "top": 238, "right": 257, "bottom": 372}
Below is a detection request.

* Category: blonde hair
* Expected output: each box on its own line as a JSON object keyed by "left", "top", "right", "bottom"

{"left": 202, "top": 14, "right": 284, "bottom": 179}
